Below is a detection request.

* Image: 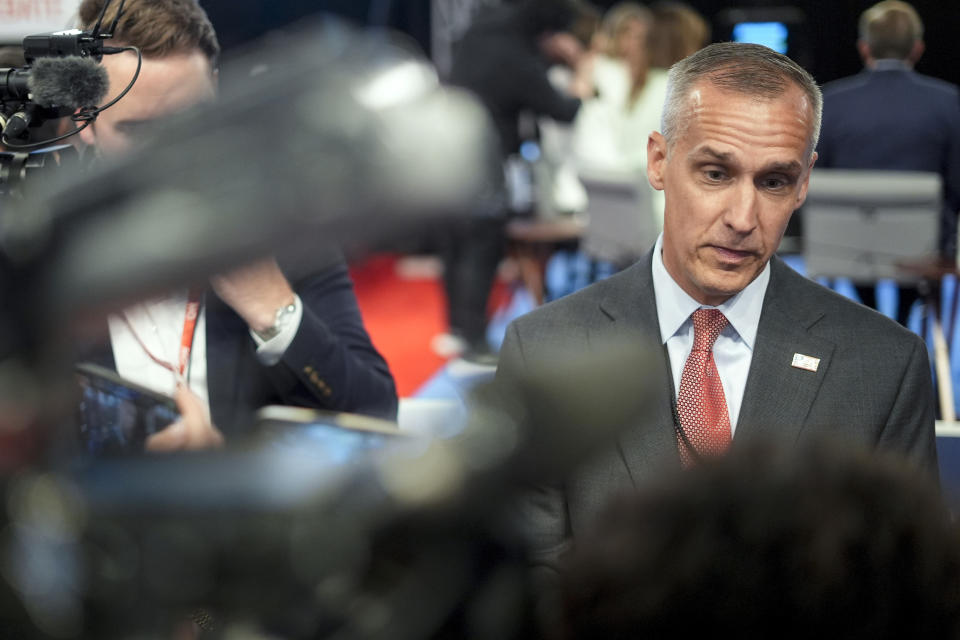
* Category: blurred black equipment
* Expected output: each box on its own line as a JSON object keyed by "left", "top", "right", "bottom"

{"left": 0, "top": 58, "right": 105, "bottom": 199}
{"left": 0, "top": 0, "right": 137, "bottom": 152}
{"left": 0, "top": 10, "right": 501, "bottom": 474}
{"left": 0, "top": 144, "right": 80, "bottom": 199}
{"left": 22, "top": 29, "right": 112, "bottom": 64}
{"left": 4, "top": 339, "right": 656, "bottom": 639}
{"left": 1, "top": 57, "right": 110, "bottom": 133}
{"left": 0, "top": 15, "right": 636, "bottom": 640}
{"left": 3, "top": 22, "right": 502, "bottom": 340}
{"left": 0, "top": 55, "right": 108, "bottom": 194}
{"left": 20, "top": 0, "right": 130, "bottom": 66}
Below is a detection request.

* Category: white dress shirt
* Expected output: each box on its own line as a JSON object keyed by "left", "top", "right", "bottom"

{"left": 650, "top": 234, "right": 770, "bottom": 433}
{"left": 108, "top": 290, "right": 302, "bottom": 412}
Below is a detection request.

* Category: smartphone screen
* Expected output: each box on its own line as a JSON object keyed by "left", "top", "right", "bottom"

{"left": 75, "top": 363, "right": 180, "bottom": 456}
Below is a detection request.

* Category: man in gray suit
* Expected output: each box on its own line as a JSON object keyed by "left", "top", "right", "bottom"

{"left": 495, "top": 42, "right": 938, "bottom": 571}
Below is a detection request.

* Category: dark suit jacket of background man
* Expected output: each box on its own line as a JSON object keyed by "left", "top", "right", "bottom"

{"left": 496, "top": 250, "right": 938, "bottom": 569}
{"left": 817, "top": 63, "right": 960, "bottom": 257}
{"left": 81, "top": 259, "right": 398, "bottom": 433}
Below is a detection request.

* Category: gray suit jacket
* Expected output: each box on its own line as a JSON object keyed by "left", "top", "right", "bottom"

{"left": 496, "top": 250, "right": 938, "bottom": 567}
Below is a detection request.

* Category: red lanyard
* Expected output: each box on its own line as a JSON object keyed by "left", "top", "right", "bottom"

{"left": 177, "top": 289, "right": 202, "bottom": 377}
{"left": 122, "top": 288, "right": 203, "bottom": 380}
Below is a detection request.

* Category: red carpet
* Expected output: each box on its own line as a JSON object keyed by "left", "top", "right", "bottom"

{"left": 350, "top": 253, "right": 512, "bottom": 397}
{"left": 350, "top": 254, "right": 448, "bottom": 397}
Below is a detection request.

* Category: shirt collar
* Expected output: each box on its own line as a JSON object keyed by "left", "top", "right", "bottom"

{"left": 651, "top": 233, "right": 770, "bottom": 349}
{"left": 870, "top": 59, "right": 912, "bottom": 72}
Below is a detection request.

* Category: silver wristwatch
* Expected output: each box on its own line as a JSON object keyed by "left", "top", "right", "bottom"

{"left": 255, "top": 299, "right": 298, "bottom": 341}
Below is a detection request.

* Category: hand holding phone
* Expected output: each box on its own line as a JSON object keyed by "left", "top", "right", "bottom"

{"left": 146, "top": 386, "right": 224, "bottom": 452}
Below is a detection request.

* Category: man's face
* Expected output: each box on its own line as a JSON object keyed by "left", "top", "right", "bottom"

{"left": 647, "top": 80, "right": 817, "bottom": 306}
{"left": 79, "top": 49, "right": 215, "bottom": 157}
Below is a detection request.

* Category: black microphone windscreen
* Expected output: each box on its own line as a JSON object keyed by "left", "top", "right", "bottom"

{"left": 28, "top": 56, "right": 109, "bottom": 108}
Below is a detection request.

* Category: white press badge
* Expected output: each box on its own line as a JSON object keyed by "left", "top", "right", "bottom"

{"left": 791, "top": 353, "right": 820, "bottom": 372}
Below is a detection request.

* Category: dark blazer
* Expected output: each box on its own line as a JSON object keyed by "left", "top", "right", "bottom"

{"left": 496, "top": 251, "right": 938, "bottom": 567}
{"left": 82, "top": 260, "right": 397, "bottom": 434}
{"left": 817, "top": 64, "right": 960, "bottom": 254}
{"left": 448, "top": 4, "right": 581, "bottom": 158}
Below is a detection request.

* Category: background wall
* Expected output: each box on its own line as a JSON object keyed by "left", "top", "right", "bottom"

{"left": 0, "top": 1, "right": 953, "bottom": 87}
{"left": 199, "top": 0, "right": 431, "bottom": 64}
{"left": 646, "top": 0, "right": 960, "bottom": 86}
{"left": 199, "top": 0, "right": 960, "bottom": 87}
{"left": 0, "top": 0, "right": 80, "bottom": 41}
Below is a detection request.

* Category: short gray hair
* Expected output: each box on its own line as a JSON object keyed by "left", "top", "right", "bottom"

{"left": 859, "top": 1, "right": 923, "bottom": 60}
{"left": 660, "top": 42, "right": 822, "bottom": 158}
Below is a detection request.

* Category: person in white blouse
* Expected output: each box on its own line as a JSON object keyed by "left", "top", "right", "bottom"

{"left": 573, "top": 3, "right": 668, "bottom": 171}
{"left": 570, "top": 3, "right": 669, "bottom": 235}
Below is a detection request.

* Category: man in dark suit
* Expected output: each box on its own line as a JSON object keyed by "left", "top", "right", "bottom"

{"left": 817, "top": 0, "right": 960, "bottom": 324}
{"left": 495, "top": 42, "right": 937, "bottom": 572}
{"left": 75, "top": 0, "right": 396, "bottom": 450}
{"left": 440, "top": 0, "right": 595, "bottom": 362}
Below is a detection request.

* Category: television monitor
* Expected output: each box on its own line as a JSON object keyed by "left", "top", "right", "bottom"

{"left": 732, "top": 21, "right": 789, "bottom": 54}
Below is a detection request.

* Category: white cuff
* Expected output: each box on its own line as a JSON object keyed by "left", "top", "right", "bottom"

{"left": 251, "top": 294, "right": 303, "bottom": 366}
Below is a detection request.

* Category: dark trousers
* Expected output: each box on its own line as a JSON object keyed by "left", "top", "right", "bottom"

{"left": 438, "top": 217, "right": 506, "bottom": 348}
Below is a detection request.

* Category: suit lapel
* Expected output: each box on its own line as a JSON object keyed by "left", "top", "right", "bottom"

{"left": 736, "top": 258, "right": 835, "bottom": 444}
{"left": 597, "top": 252, "right": 682, "bottom": 485}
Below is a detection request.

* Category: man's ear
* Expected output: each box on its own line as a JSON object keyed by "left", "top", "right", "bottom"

{"left": 856, "top": 40, "right": 872, "bottom": 66}
{"left": 647, "top": 131, "right": 667, "bottom": 191}
{"left": 796, "top": 151, "right": 818, "bottom": 209}
{"left": 908, "top": 39, "right": 924, "bottom": 66}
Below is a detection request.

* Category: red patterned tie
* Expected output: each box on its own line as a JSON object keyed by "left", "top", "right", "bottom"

{"left": 677, "top": 308, "right": 731, "bottom": 466}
